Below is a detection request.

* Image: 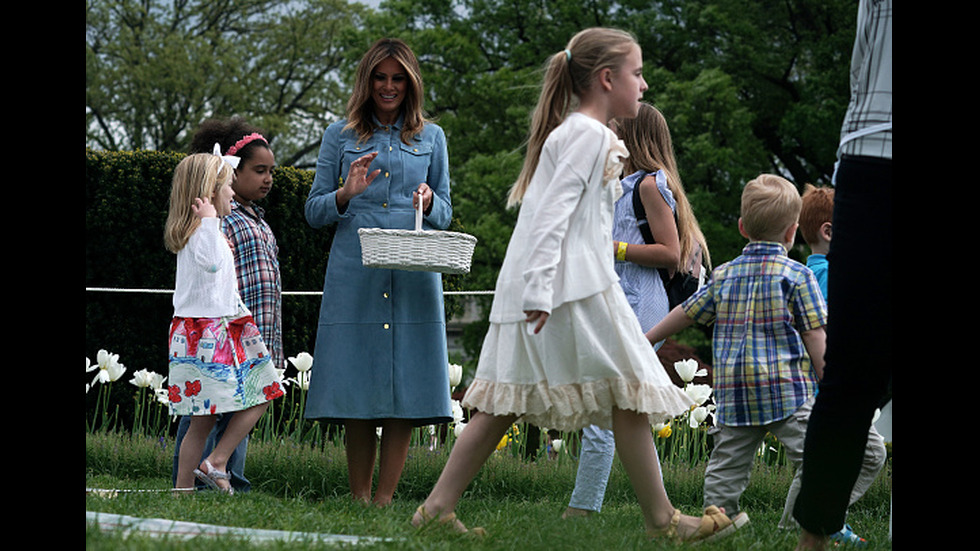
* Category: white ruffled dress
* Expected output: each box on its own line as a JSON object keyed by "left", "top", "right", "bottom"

{"left": 462, "top": 113, "right": 694, "bottom": 432}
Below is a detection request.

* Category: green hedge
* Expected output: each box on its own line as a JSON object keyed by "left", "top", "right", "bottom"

{"left": 85, "top": 149, "right": 466, "bottom": 430}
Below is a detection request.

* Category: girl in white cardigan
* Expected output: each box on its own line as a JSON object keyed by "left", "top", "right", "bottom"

{"left": 411, "top": 27, "right": 743, "bottom": 543}
{"left": 164, "top": 152, "right": 283, "bottom": 494}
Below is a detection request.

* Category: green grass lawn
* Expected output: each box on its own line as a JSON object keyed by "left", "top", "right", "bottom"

{"left": 86, "top": 432, "right": 892, "bottom": 550}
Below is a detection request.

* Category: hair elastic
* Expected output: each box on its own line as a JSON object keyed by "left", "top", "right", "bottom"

{"left": 563, "top": 49, "right": 572, "bottom": 61}
{"left": 225, "top": 132, "right": 268, "bottom": 157}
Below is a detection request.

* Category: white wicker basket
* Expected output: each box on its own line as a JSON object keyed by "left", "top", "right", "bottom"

{"left": 358, "top": 200, "right": 477, "bottom": 274}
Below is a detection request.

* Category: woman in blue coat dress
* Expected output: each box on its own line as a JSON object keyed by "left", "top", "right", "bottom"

{"left": 304, "top": 38, "right": 453, "bottom": 506}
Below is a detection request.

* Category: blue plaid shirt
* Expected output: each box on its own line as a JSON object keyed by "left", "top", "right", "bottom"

{"left": 683, "top": 242, "right": 826, "bottom": 426}
{"left": 222, "top": 201, "right": 283, "bottom": 370}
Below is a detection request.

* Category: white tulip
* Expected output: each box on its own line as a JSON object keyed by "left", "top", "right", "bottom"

{"left": 296, "top": 371, "right": 310, "bottom": 390}
{"left": 689, "top": 404, "right": 716, "bottom": 428}
{"left": 674, "top": 358, "right": 707, "bottom": 383}
{"left": 448, "top": 363, "right": 463, "bottom": 390}
{"left": 288, "top": 371, "right": 311, "bottom": 391}
{"left": 451, "top": 400, "right": 464, "bottom": 423}
{"left": 289, "top": 352, "right": 314, "bottom": 372}
{"left": 552, "top": 439, "right": 564, "bottom": 453}
{"left": 683, "top": 383, "right": 713, "bottom": 406}
{"left": 154, "top": 388, "right": 170, "bottom": 405}
{"left": 89, "top": 349, "right": 126, "bottom": 386}
{"left": 454, "top": 421, "right": 467, "bottom": 438}
{"left": 129, "top": 369, "right": 166, "bottom": 390}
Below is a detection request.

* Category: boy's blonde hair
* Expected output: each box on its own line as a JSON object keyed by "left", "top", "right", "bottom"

{"left": 740, "top": 174, "right": 801, "bottom": 242}
{"left": 798, "top": 184, "right": 835, "bottom": 246}
{"left": 508, "top": 27, "right": 639, "bottom": 208}
{"left": 164, "top": 153, "right": 234, "bottom": 253}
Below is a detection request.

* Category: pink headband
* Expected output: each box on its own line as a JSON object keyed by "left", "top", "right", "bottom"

{"left": 225, "top": 132, "right": 268, "bottom": 156}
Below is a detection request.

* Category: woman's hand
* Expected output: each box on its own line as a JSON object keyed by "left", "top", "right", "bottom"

{"left": 524, "top": 310, "right": 549, "bottom": 334}
{"left": 337, "top": 151, "right": 381, "bottom": 208}
{"left": 414, "top": 183, "right": 433, "bottom": 214}
{"left": 191, "top": 196, "right": 217, "bottom": 219}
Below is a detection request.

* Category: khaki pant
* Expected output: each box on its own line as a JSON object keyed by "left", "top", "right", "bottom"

{"left": 702, "top": 396, "right": 886, "bottom": 532}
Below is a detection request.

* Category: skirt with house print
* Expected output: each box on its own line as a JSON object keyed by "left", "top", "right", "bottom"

{"left": 167, "top": 312, "right": 284, "bottom": 416}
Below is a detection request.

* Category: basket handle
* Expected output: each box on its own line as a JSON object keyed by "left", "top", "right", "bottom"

{"left": 415, "top": 192, "right": 424, "bottom": 231}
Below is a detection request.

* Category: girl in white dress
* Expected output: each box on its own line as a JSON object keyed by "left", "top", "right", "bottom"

{"left": 411, "top": 27, "right": 742, "bottom": 542}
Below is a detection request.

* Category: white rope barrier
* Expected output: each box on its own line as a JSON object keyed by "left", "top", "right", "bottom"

{"left": 86, "top": 510, "right": 396, "bottom": 544}
{"left": 85, "top": 287, "right": 495, "bottom": 296}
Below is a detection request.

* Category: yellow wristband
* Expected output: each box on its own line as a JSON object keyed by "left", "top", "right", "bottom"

{"left": 616, "top": 241, "right": 628, "bottom": 261}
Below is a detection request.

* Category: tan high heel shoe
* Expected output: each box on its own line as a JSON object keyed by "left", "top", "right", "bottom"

{"left": 411, "top": 505, "right": 487, "bottom": 537}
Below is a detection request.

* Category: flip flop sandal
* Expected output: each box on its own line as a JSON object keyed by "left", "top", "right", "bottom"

{"left": 193, "top": 459, "right": 234, "bottom": 494}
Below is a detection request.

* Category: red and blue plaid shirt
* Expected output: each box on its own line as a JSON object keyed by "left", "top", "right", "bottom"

{"left": 683, "top": 242, "right": 826, "bottom": 427}
{"left": 223, "top": 201, "right": 283, "bottom": 370}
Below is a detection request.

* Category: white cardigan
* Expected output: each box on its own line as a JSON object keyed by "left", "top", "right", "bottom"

{"left": 172, "top": 217, "right": 243, "bottom": 319}
{"left": 490, "top": 113, "right": 627, "bottom": 322}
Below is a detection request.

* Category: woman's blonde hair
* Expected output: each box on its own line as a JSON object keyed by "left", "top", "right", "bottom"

{"left": 740, "top": 174, "right": 802, "bottom": 242}
{"left": 345, "top": 38, "right": 427, "bottom": 145}
{"left": 164, "top": 153, "right": 234, "bottom": 253}
{"left": 618, "top": 103, "right": 711, "bottom": 273}
{"left": 507, "top": 27, "right": 639, "bottom": 208}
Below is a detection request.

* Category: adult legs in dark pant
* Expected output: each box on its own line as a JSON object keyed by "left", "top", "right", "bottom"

{"left": 172, "top": 413, "right": 251, "bottom": 492}
{"left": 793, "top": 156, "right": 892, "bottom": 544}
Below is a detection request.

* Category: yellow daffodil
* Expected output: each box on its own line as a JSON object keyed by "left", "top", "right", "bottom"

{"left": 653, "top": 421, "right": 672, "bottom": 438}
{"left": 496, "top": 433, "right": 510, "bottom": 450}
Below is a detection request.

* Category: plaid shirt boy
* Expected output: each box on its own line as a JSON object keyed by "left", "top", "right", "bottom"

{"left": 223, "top": 200, "right": 283, "bottom": 370}
{"left": 683, "top": 242, "right": 826, "bottom": 427}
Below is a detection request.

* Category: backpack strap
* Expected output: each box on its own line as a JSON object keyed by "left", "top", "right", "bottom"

{"left": 632, "top": 177, "right": 657, "bottom": 245}
{"left": 631, "top": 173, "right": 675, "bottom": 283}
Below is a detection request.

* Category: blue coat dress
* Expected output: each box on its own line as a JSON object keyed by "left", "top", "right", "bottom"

{"left": 303, "top": 116, "right": 452, "bottom": 426}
